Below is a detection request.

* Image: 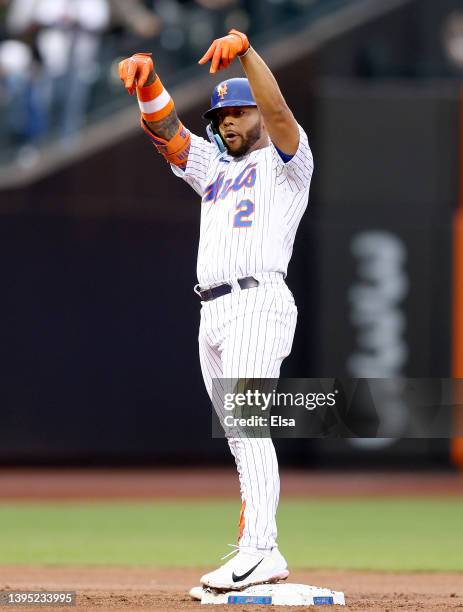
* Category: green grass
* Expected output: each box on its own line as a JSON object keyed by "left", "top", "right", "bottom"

{"left": 0, "top": 499, "right": 462, "bottom": 572}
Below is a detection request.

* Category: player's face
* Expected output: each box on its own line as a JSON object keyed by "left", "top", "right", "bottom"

{"left": 216, "top": 107, "right": 265, "bottom": 157}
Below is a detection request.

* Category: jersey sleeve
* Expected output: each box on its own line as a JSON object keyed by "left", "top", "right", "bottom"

{"left": 270, "top": 124, "right": 314, "bottom": 192}
{"left": 170, "top": 133, "right": 217, "bottom": 197}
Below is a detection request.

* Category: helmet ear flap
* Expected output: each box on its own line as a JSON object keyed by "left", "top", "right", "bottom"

{"left": 205, "top": 111, "right": 226, "bottom": 153}
{"left": 206, "top": 122, "right": 225, "bottom": 153}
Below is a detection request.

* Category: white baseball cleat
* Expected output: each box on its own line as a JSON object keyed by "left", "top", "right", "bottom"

{"left": 200, "top": 545, "right": 289, "bottom": 591}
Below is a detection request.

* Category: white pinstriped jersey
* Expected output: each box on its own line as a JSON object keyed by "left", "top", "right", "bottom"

{"left": 171, "top": 124, "right": 313, "bottom": 288}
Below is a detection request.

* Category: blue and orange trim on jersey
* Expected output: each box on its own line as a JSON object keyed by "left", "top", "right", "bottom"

{"left": 274, "top": 145, "right": 294, "bottom": 163}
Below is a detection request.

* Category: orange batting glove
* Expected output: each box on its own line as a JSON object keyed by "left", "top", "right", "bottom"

{"left": 118, "top": 52, "right": 154, "bottom": 95}
{"left": 198, "top": 29, "right": 250, "bottom": 74}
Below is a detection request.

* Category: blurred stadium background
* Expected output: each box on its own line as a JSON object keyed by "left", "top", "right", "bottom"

{"left": 1, "top": 0, "right": 463, "bottom": 605}
{"left": 1, "top": 0, "right": 463, "bottom": 469}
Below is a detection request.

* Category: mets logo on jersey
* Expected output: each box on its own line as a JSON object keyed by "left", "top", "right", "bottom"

{"left": 217, "top": 84, "right": 228, "bottom": 100}
{"left": 203, "top": 163, "right": 257, "bottom": 203}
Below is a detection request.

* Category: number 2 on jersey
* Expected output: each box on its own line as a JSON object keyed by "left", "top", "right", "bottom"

{"left": 234, "top": 199, "right": 254, "bottom": 228}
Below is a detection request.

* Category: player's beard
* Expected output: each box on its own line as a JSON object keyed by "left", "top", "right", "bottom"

{"left": 224, "top": 120, "right": 261, "bottom": 158}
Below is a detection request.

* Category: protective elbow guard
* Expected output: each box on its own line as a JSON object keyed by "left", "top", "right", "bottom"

{"left": 141, "top": 119, "right": 191, "bottom": 169}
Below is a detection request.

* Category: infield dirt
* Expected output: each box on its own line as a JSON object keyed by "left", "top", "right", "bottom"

{"left": 1, "top": 566, "right": 463, "bottom": 611}
{"left": 1, "top": 469, "right": 462, "bottom": 610}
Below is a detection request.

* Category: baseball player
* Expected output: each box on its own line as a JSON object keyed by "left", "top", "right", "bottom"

{"left": 119, "top": 28, "right": 313, "bottom": 591}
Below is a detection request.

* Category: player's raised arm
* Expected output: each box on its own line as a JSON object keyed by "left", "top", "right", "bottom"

{"left": 118, "top": 53, "right": 191, "bottom": 168}
{"left": 198, "top": 30, "right": 300, "bottom": 155}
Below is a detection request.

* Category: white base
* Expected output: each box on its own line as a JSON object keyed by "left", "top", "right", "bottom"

{"left": 190, "top": 583, "right": 345, "bottom": 606}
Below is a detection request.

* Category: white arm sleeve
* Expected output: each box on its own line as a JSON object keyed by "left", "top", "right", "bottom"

{"left": 271, "top": 124, "right": 314, "bottom": 192}
{"left": 170, "top": 133, "right": 217, "bottom": 197}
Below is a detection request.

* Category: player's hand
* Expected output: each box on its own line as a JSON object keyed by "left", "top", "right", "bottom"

{"left": 198, "top": 29, "right": 249, "bottom": 74}
{"left": 118, "top": 52, "right": 155, "bottom": 95}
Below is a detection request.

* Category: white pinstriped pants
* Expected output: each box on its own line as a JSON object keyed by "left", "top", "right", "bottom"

{"left": 198, "top": 273, "right": 298, "bottom": 550}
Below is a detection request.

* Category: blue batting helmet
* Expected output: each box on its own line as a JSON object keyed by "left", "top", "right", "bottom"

{"left": 203, "top": 78, "right": 256, "bottom": 120}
